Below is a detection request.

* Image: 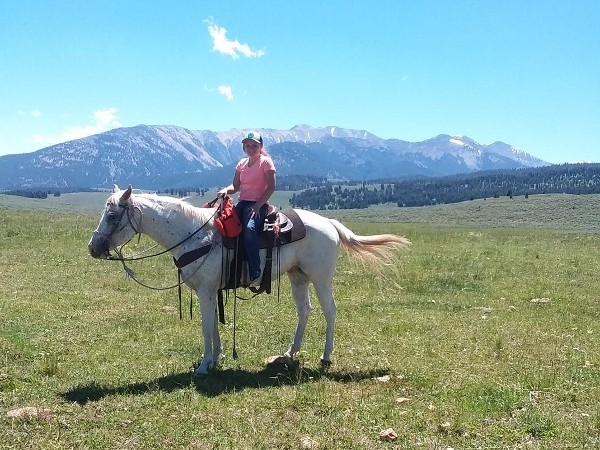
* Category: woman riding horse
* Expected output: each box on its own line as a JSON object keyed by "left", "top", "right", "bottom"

{"left": 218, "top": 131, "right": 276, "bottom": 288}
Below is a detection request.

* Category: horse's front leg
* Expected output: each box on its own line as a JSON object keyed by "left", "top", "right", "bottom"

{"left": 194, "top": 288, "right": 220, "bottom": 376}
{"left": 211, "top": 308, "right": 222, "bottom": 363}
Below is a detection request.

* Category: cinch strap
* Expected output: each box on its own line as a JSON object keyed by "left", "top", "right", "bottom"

{"left": 173, "top": 244, "right": 212, "bottom": 268}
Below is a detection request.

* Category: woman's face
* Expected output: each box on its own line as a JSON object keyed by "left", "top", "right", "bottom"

{"left": 244, "top": 141, "right": 262, "bottom": 156}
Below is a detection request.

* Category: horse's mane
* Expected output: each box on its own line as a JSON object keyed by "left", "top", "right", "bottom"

{"left": 135, "top": 193, "right": 213, "bottom": 223}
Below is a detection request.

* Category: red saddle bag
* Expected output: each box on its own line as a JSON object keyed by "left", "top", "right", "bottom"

{"left": 203, "top": 196, "right": 242, "bottom": 238}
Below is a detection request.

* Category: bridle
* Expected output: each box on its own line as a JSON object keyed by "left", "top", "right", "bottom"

{"left": 92, "top": 199, "right": 142, "bottom": 255}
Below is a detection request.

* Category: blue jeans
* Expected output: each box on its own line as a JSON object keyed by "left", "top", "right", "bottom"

{"left": 235, "top": 200, "right": 268, "bottom": 280}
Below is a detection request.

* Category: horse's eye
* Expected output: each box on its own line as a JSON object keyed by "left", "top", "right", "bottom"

{"left": 107, "top": 212, "right": 118, "bottom": 222}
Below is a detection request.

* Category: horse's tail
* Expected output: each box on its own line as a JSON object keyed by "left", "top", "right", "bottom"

{"left": 329, "top": 219, "right": 410, "bottom": 271}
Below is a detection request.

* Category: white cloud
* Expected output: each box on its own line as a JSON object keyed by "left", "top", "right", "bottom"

{"left": 218, "top": 85, "right": 234, "bottom": 101}
{"left": 18, "top": 109, "right": 43, "bottom": 118}
{"left": 93, "top": 108, "right": 120, "bottom": 127}
{"left": 31, "top": 107, "right": 121, "bottom": 147}
{"left": 205, "top": 21, "right": 265, "bottom": 59}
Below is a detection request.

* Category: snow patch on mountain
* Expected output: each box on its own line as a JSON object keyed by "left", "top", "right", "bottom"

{"left": 449, "top": 138, "right": 466, "bottom": 146}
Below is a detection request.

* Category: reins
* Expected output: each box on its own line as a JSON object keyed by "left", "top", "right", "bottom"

{"left": 107, "top": 201, "right": 218, "bottom": 263}
{"left": 105, "top": 198, "right": 219, "bottom": 295}
{"left": 97, "top": 193, "right": 281, "bottom": 359}
{"left": 218, "top": 243, "right": 283, "bottom": 360}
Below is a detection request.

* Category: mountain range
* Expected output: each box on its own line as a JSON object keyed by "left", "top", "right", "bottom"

{"left": 0, "top": 124, "right": 549, "bottom": 190}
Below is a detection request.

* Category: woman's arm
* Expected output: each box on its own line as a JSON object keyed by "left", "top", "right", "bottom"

{"left": 253, "top": 170, "right": 276, "bottom": 208}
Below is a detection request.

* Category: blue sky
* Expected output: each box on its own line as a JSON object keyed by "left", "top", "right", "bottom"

{"left": 1, "top": 1, "right": 598, "bottom": 164}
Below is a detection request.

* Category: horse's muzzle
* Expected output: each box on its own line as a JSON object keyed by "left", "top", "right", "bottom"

{"left": 88, "top": 235, "right": 110, "bottom": 259}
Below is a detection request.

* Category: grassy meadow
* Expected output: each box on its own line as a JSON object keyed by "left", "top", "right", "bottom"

{"left": 0, "top": 192, "right": 599, "bottom": 449}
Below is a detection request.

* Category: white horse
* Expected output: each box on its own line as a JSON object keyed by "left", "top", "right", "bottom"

{"left": 88, "top": 185, "right": 410, "bottom": 376}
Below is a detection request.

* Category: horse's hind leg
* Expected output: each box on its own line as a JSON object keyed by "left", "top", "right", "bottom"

{"left": 284, "top": 269, "right": 312, "bottom": 358}
{"left": 312, "top": 279, "right": 336, "bottom": 365}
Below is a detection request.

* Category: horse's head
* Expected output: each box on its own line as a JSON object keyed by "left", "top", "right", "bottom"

{"left": 88, "top": 184, "right": 140, "bottom": 259}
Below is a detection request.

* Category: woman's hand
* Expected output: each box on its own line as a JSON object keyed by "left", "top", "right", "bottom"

{"left": 219, "top": 181, "right": 237, "bottom": 198}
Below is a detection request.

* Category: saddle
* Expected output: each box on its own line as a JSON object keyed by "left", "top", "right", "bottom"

{"left": 222, "top": 206, "right": 304, "bottom": 250}
{"left": 220, "top": 207, "right": 306, "bottom": 294}
{"left": 172, "top": 205, "right": 306, "bottom": 323}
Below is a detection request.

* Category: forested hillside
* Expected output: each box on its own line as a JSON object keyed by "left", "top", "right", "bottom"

{"left": 290, "top": 163, "right": 600, "bottom": 209}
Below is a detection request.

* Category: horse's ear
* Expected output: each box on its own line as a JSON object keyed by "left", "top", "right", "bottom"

{"left": 112, "top": 184, "right": 120, "bottom": 193}
{"left": 119, "top": 185, "right": 132, "bottom": 204}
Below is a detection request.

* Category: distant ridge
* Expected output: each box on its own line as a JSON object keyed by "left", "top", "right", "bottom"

{"left": 0, "top": 124, "right": 548, "bottom": 190}
{"left": 290, "top": 162, "right": 600, "bottom": 209}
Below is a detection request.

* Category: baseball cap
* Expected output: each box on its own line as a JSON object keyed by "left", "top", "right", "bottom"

{"left": 242, "top": 131, "right": 263, "bottom": 145}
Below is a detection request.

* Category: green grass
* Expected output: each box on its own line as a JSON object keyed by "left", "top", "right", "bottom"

{"left": 1, "top": 193, "right": 599, "bottom": 449}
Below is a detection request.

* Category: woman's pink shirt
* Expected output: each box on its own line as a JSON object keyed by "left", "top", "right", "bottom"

{"left": 236, "top": 155, "right": 276, "bottom": 202}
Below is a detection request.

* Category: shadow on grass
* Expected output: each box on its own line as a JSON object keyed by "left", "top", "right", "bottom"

{"left": 60, "top": 364, "right": 390, "bottom": 405}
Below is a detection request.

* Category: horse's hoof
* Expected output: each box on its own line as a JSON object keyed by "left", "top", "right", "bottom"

{"left": 320, "top": 358, "right": 332, "bottom": 370}
{"left": 266, "top": 354, "right": 296, "bottom": 368}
